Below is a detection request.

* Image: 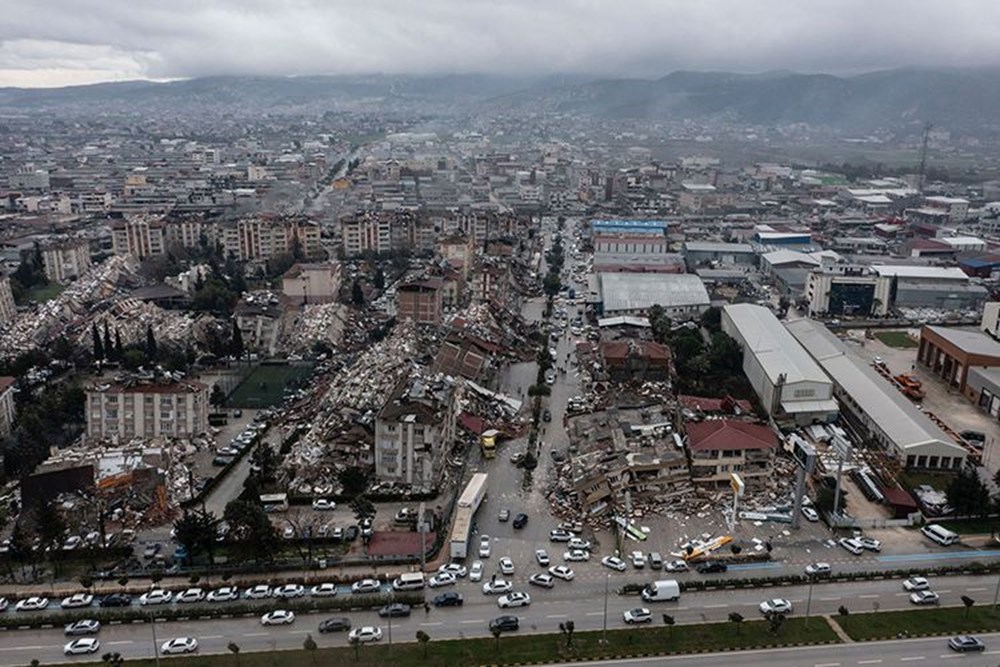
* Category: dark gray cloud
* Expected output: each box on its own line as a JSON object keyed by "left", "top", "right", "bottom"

{"left": 2, "top": 0, "right": 999, "bottom": 87}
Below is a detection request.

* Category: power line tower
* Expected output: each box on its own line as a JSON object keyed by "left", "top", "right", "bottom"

{"left": 917, "top": 122, "right": 933, "bottom": 192}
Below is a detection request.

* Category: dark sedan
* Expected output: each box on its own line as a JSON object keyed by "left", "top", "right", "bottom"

{"left": 377, "top": 603, "right": 411, "bottom": 618}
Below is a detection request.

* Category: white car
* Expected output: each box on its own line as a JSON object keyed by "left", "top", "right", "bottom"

{"left": 499, "top": 557, "right": 515, "bottom": 575}
{"left": 161, "top": 637, "right": 198, "bottom": 654}
{"left": 665, "top": 559, "right": 689, "bottom": 573}
{"left": 312, "top": 499, "right": 336, "bottom": 511}
{"left": 0, "top": 597, "right": 6, "bottom": 612}
{"left": 903, "top": 577, "right": 930, "bottom": 591}
{"left": 858, "top": 537, "right": 882, "bottom": 552}
{"left": 801, "top": 506, "right": 820, "bottom": 522}
{"left": 15, "top": 596, "right": 50, "bottom": 611}
{"left": 805, "top": 562, "right": 831, "bottom": 577}
{"left": 261, "top": 610, "right": 295, "bottom": 625}
{"left": 437, "top": 563, "right": 468, "bottom": 578}
{"left": 139, "top": 589, "right": 173, "bottom": 606}
{"left": 482, "top": 578, "right": 513, "bottom": 595}
{"left": 535, "top": 549, "right": 550, "bottom": 566}
{"left": 839, "top": 537, "right": 864, "bottom": 555}
{"left": 175, "top": 588, "right": 205, "bottom": 604}
{"left": 64, "top": 619, "right": 101, "bottom": 636}
{"left": 244, "top": 585, "right": 272, "bottom": 599}
{"left": 910, "top": 590, "right": 940, "bottom": 605}
{"left": 563, "top": 549, "right": 589, "bottom": 562}
{"left": 64, "top": 638, "right": 100, "bottom": 655}
{"left": 61, "top": 593, "right": 94, "bottom": 609}
{"left": 549, "top": 565, "right": 575, "bottom": 581}
{"left": 549, "top": 529, "right": 573, "bottom": 542}
{"left": 529, "top": 573, "right": 555, "bottom": 589}
{"left": 273, "top": 584, "right": 305, "bottom": 599}
{"left": 428, "top": 572, "right": 457, "bottom": 588}
{"left": 469, "top": 561, "right": 484, "bottom": 582}
{"left": 207, "top": 587, "right": 240, "bottom": 602}
{"left": 759, "top": 598, "right": 793, "bottom": 615}
{"left": 568, "top": 538, "right": 591, "bottom": 551}
{"left": 631, "top": 551, "right": 645, "bottom": 568}
{"left": 348, "top": 626, "right": 383, "bottom": 643}
{"left": 479, "top": 535, "right": 492, "bottom": 558}
{"left": 310, "top": 583, "right": 338, "bottom": 597}
{"left": 623, "top": 608, "right": 652, "bottom": 624}
{"left": 497, "top": 592, "right": 531, "bottom": 608}
{"left": 601, "top": 555, "right": 627, "bottom": 572}
{"left": 351, "top": 579, "right": 381, "bottom": 594}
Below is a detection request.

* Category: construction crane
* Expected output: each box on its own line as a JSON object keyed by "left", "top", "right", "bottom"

{"left": 917, "top": 122, "right": 933, "bottom": 192}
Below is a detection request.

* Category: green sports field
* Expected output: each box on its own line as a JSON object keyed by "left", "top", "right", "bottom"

{"left": 226, "top": 363, "right": 313, "bottom": 408}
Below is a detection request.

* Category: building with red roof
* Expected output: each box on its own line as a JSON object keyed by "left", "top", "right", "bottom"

{"left": 686, "top": 419, "right": 779, "bottom": 487}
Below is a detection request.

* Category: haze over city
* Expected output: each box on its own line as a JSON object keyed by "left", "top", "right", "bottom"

{"left": 3, "top": 0, "right": 1000, "bottom": 87}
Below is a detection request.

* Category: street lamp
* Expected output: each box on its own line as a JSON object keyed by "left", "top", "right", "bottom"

{"left": 601, "top": 571, "right": 609, "bottom": 645}
{"left": 150, "top": 612, "right": 161, "bottom": 667}
{"left": 804, "top": 573, "right": 815, "bottom": 628}
{"left": 387, "top": 588, "right": 393, "bottom": 656}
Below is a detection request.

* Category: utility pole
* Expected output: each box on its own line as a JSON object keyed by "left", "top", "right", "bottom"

{"left": 805, "top": 573, "right": 815, "bottom": 628}
{"left": 601, "top": 571, "right": 610, "bottom": 645}
{"left": 419, "top": 501, "right": 427, "bottom": 573}
{"left": 150, "top": 612, "right": 161, "bottom": 667}
{"left": 917, "top": 122, "right": 933, "bottom": 193}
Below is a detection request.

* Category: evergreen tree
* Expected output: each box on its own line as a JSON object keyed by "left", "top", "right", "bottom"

{"left": 230, "top": 319, "right": 244, "bottom": 360}
{"left": 145, "top": 324, "right": 158, "bottom": 361}
{"left": 351, "top": 280, "right": 364, "bottom": 307}
{"left": 92, "top": 322, "right": 104, "bottom": 361}
{"left": 114, "top": 329, "right": 124, "bottom": 359}
{"left": 102, "top": 321, "right": 112, "bottom": 359}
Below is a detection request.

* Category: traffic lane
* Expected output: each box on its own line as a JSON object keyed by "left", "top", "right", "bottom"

{"left": 546, "top": 634, "right": 1000, "bottom": 667}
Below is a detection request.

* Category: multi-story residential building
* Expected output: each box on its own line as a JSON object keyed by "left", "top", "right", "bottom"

{"left": 86, "top": 378, "right": 209, "bottom": 441}
{"left": 0, "top": 376, "right": 16, "bottom": 437}
{"left": 396, "top": 279, "right": 443, "bottom": 325}
{"left": 41, "top": 239, "right": 92, "bottom": 284}
{"left": 222, "top": 217, "right": 322, "bottom": 261}
{"left": 111, "top": 218, "right": 166, "bottom": 258}
{"left": 340, "top": 212, "right": 392, "bottom": 257}
{"left": 373, "top": 376, "right": 458, "bottom": 487}
{"left": 281, "top": 262, "right": 342, "bottom": 305}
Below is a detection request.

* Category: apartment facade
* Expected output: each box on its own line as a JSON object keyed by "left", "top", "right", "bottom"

{"left": 396, "top": 279, "right": 444, "bottom": 325}
{"left": 42, "top": 240, "right": 92, "bottom": 284}
{"left": 86, "top": 379, "right": 209, "bottom": 440}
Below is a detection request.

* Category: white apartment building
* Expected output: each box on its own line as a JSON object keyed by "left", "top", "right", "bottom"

{"left": 86, "top": 379, "right": 209, "bottom": 441}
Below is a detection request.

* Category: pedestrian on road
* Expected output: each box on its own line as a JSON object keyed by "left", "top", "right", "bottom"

{"left": 424, "top": 602, "right": 430, "bottom": 613}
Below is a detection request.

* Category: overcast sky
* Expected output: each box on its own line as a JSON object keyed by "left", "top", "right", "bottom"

{"left": 2, "top": 0, "right": 999, "bottom": 87}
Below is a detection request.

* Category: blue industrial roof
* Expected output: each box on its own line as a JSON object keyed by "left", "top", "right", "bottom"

{"left": 591, "top": 219, "right": 669, "bottom": 231}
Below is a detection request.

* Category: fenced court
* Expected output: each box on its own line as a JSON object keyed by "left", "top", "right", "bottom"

{"left": 226, "top": 362, "right": 314, "bottom": 408}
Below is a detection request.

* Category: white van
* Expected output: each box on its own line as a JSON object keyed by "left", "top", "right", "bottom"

{"left": 641, "top": 579, "right": 680, "bottom": 602}
{"left": 391, "top": 572, "right": 426, "bottom": 591}
{"left": 921, "top": 523, "right": 959, "bottom": 546}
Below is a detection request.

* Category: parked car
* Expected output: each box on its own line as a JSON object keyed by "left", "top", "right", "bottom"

{"left": 432, "top": 592, "right": 463, "bottom": 607}
{"left": 348, "top": 626, "right": 383, "bottom": 644}
{"left": 665, "top": 559, "right": 689, "bottom": 573}
{"left": 858, "top": 537, "right": 882, "bottom": 552}
{"left": 805, "top": 563, "right": 832, "bottom": 577}
{"left": 903, "top": 577, "right": 930, "bottom": 591}
{"left": 801, "top": 506, "right": 820, "bottom": 522}
{"left": 549, "top": 529, "right": 573, "bottom": 542}
{"left": 244, "top": 585, "right": 272, "bottom": 600}
{"left": 563, "top": 549, "right": 589, "bottom": 562}
{"left": 568, "top": 537, "right": 591, "bottom": 551}
{"left": 497, "top": 592, "right": 531, "bottom": 609}
{"left": 310, "top": 583, "right": 338, "bottom": 597}
{"left": 542, "top": 409, "right": 552, "bottom": 422}
{"left": 350, "top": 579, "right": 381, "bottom": 594}
{"left": 175, "top": 588, "right": 205, "bottom": 604}
{"left": 273, "top": 584, "right": 305, "bottom": 599}
{"left": 548, "top": 565, "right": 575, "bottom": 581}
{"left": 261, "top": 610, "right": 295, "bottom": 626}
{"left": 489, "top": 615, "right": 520, "bottom": 633}
{"left": 318, "top": 617, "right": 351, "bottom": 633}
{"left": 631, "top": 551, "right": 645, "bottom": 568}
{"left": 696, "top": 562, "right": 728, "bottom": 574}
{"left": 61, "top": 593, "right": 94, "bottom": 609}
{"left": 64, "top": 619, "right": 101, "bottom": 636}
{"left": 469, "top": 561, "right": 484, "bottom": 582}
{"left": 479, "top": 535, "right": 492, "bottom": 558}
{"left": 99, "top": 593, "right": 131, "bottom": 608}
{"left": 601, "top": 555, "right": 627, "bottom": 572}
{"left": 838, "top": 537, "right": 864, "bottom": 555}
{"left": 623, "top": 608, "right": 652, "bottom": 624}
{"left": 529, "top": 573, "right": 555, "bottom": 589}
{"left": 513, "top": 513, "right": 529, "bottom": 529}
{"left": 139, "top": 590, "right": 172, "bottom": 606}
{"left": 759, "top": 598, "right": 793, "bottom": 615}
{"left": 64, "top": 638, "right": 101, "bottom": 655}
{"left": 535, "top": 549, "right": 550, "bottom": 566}
{"left": 207, "top": 587, "right": 239, "bottom": 602}
{"left": 437, "top": 563, "right": 468, "bottom": 578}
{"left": 498, "top": 508, "right": 510, "bottom": 522}
{"left": 499, "top": 557, "right": 515, "bottom": 575}
{"left": 161, "top": 637, "right": 198, "bottom": 654}
{"left": 312, "top": 499, "right": 336, "bottom": 511}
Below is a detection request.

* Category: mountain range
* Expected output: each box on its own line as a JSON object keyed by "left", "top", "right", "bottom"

{"left": 2, "top": 68, "right": 1000, "bottom": 135}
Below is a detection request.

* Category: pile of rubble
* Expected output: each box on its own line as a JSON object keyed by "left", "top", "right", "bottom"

{"left": 282, "top": 302, "right": 348, "bottom": 353}
{"left": 87, "top": 298, "right": 201, "bottom": 351}
{"left": 281, "top": 320, "right": 426, "bottom": 493}
{"left": 0, "top": 255, "right": 140, "bottom": 358}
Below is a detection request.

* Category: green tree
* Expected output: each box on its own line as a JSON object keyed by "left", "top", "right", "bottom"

{"left": 662, "top": 613, "right": 675, "bottom": 638}
{"left": 114, "top": 329, "right": 124, "bottom": 360}
{"left": 250, "top": 444, "right": 278, "bottom": 483}
{"left": 227, "top": 641, "right": 241, "bottom": 667}
{"left": 338, "top": 467, "right": 370, "bottom": 498}
{"left": 51, "top": 335, "right": 75, "bottom": 361}
{"left": 415, "top": 630, "right": 430, "bottom": 657}
{"left": 230, "top": 319, "right": 244, "bottom": 361}
{"left": 223, "top": 499, "right": 279, "bottom": 563}
{"left": 173, "top": 511, "right": 218, "bottom": 564}
{"left": 351, "top": 279, "right": 364, "bottom": 307}
{"left": 350, "top": 496, "right": 375, "bottom": 523}
{"left": 947, "top": 467, "right": 990, "bottom": 517}
{"left": 558, "top": 619, "right": 575, "bottom": 647}
{"left": 700, "top": 306, "right": 722, "bottom": 333}
{"left": 36, "top": 500, "right": 66, "bottom": 551}
{"left": 374, "top": 266, "right": 385, "bottom": 290}
{"left": 708, "top": 331, "right": 743, "bottom": 374}
{"left": 961, "top": 595, "right": 975, "bottom": 619}
{"left": 303, "top": 634, "right": 318, "bottom": 665}
{"left": 728, "top": 611, "right": 744, "bottom": 635}
{"left": 145, "top": 324, "right": 158, "bottom": 361}
{"left": 490, "top": 625, "right": 502, "bottom": 653}
{"left": 210, "top": 384, "right": 227, "bottom": 408}
{"left": 766, "top": 611, "right": 785, "bottom": 634}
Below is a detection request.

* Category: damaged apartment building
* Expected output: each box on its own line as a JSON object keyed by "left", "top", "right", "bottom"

{"left": 373, "top": 373, "right": 460, "bottom": 490}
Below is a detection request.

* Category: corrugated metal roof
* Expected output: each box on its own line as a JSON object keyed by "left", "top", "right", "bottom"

{"left": 722, "top": 304, "right": 831, "bottom": 387}
{"left": 599, "top": 272, "right": 709, "bottom": 313}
